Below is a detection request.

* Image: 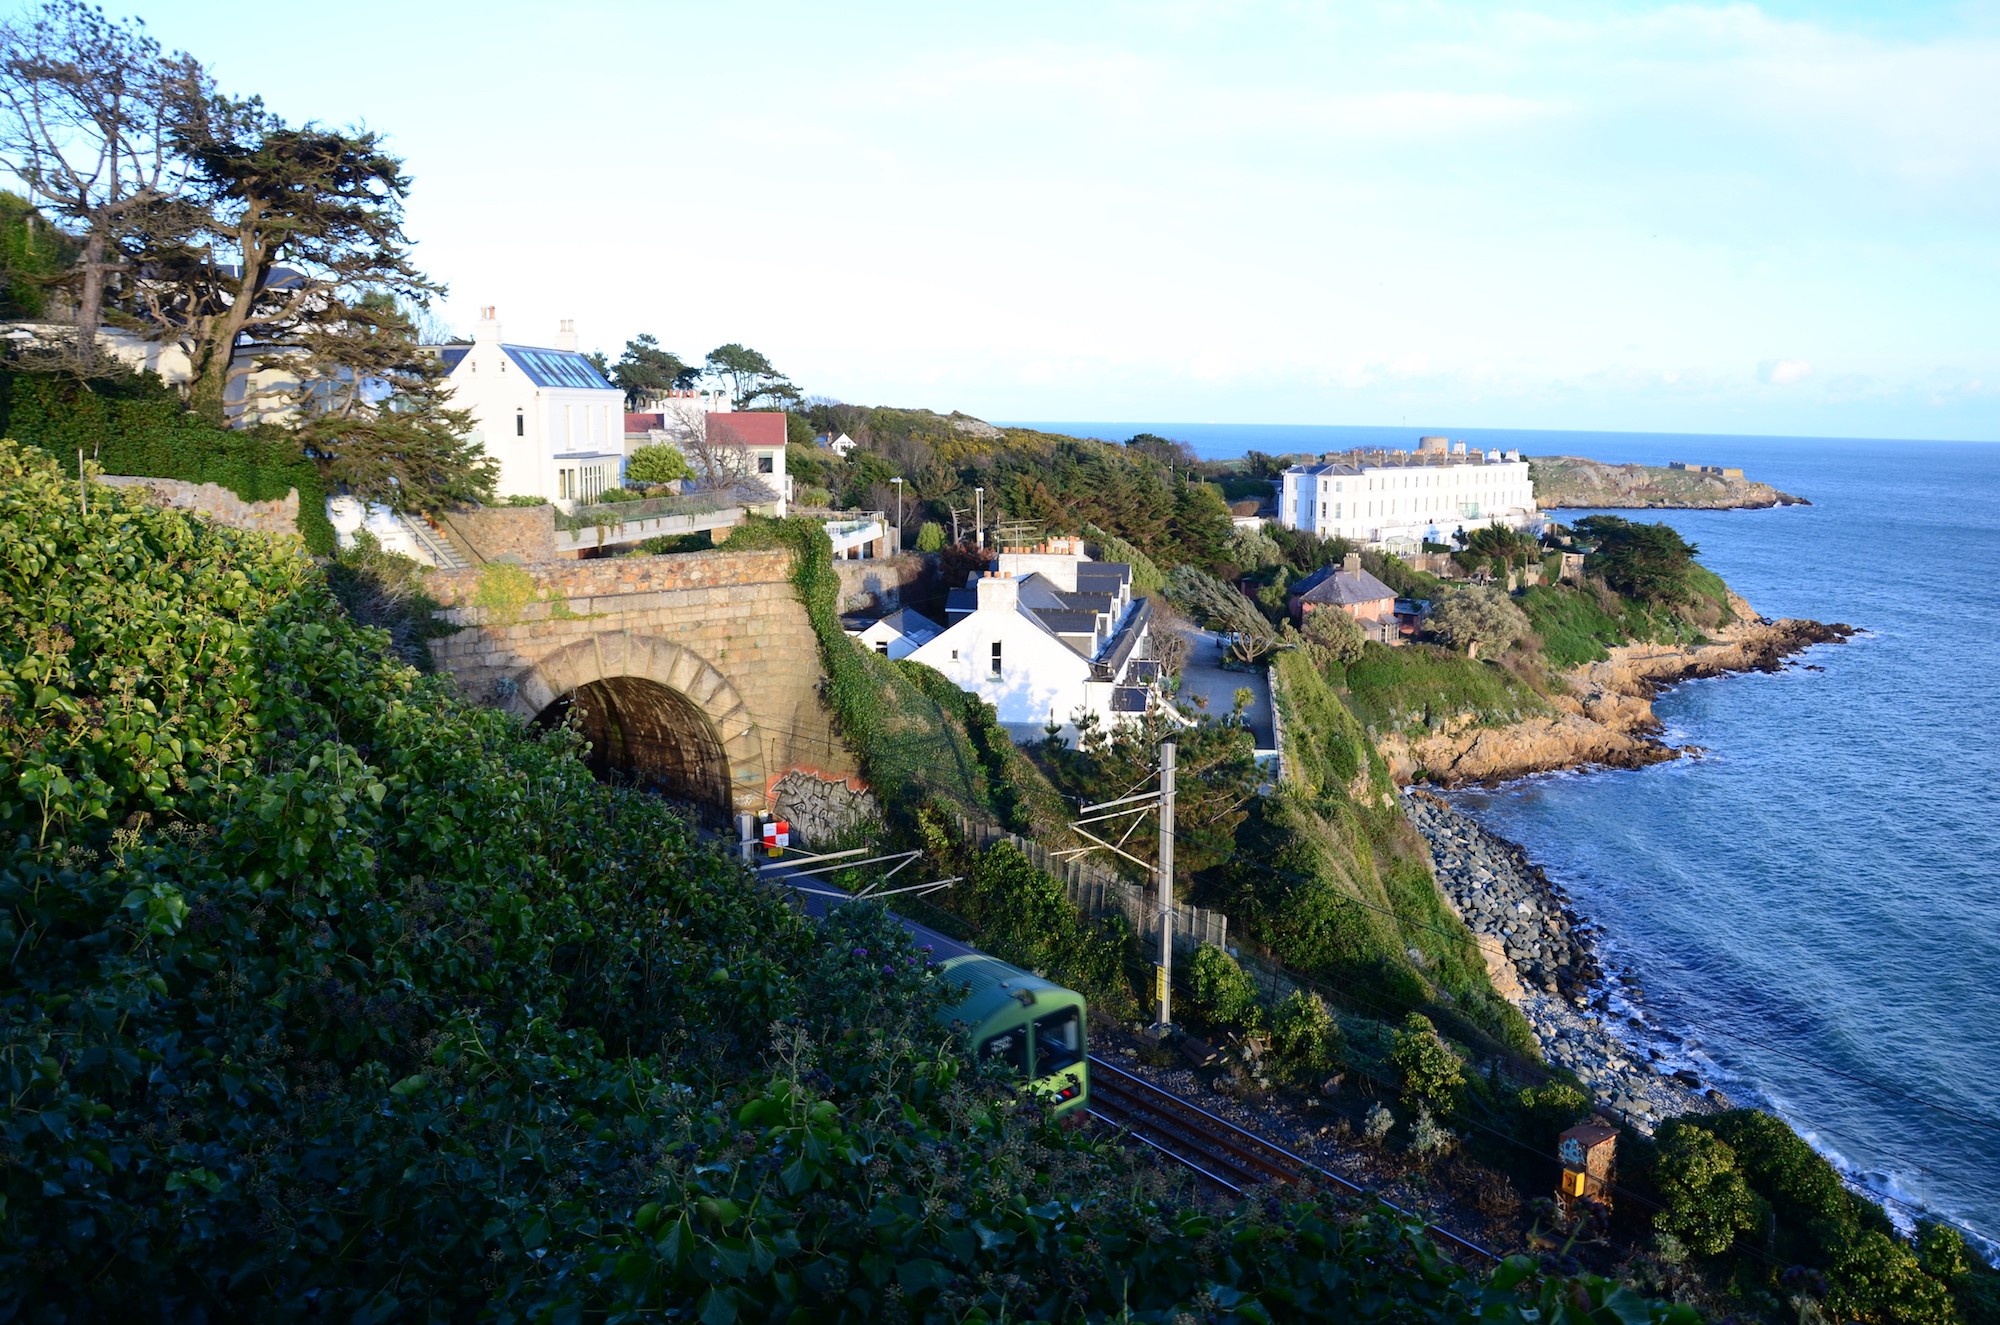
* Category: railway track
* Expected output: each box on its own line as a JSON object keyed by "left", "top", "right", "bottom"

{"left": 1086, "top": 1055, "right": 1498, "bottom": 1264}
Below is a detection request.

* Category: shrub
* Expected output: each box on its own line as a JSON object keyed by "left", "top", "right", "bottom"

{"left": 1827, "top": 1230, "right": 1958, "bottom": 1325}
{"left": 915, "top": 520, "right": 945, "bottom": 552}
{"left": 1575, "top": 514, "right": 1699, "bottom": 606}
{"left": 1389, "top": 1013, "right": 1465, "bottom": 1109}
{"left": 625, "top": 442, "right": 695, "bottom": 486}
{"left": 1408, "top": 1105, "right": 1456, "bottom": 1158}
{"left": 1269, "top": 989, "right": 1342, "bottom": 1083}
{"left": 1918, "top": 1223, "right": 1972, "bottom": 1282}
{"left": 501, "top": 493, "right": 549, "bottom": 506}
{"left": 1653, "top": 1120, "right": 1761, "bottom": 1257}
{"left": 1426, "top": 584, "right": 1530, "bottom": 655}
{"left": 1517, "top": 1080, "right": 1592, "bottom": 1138}
{"left": 1364, "top": 1103, "right": 1397, "bottom": 1145}
{"left": 1188, "top": 942, "right": 1262, "bottom": 1030}
{"left": 1301, "top": 604, "right": 1366, "bottom": 665}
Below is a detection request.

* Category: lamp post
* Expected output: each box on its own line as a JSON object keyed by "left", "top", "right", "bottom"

{"left": 891, "top": 477, "right": 904, "bottom": 550}
{"left": 974, "top": 487, "right": 984, "bottom": 550}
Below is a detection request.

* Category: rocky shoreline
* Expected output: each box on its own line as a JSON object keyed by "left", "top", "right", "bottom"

{"left": 1405, "top": 790, "right": 1727, "bottom": 1134}
{"left": 1527, "top": 455, "right": 1810, "bottom": 510}
{"left": 1380, "top": 613, "right": 1856, "bottom": 787}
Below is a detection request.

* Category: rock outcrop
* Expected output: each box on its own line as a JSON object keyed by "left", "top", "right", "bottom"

{"left": 1528, "top": 455, "right": 1809, "bottom": 509}
{"left": 1380, "top": 608, "right": 1854, "bottom": 786}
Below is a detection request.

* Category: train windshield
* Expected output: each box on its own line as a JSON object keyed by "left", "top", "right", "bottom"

{"left": 978, "top": 1027, "right": 1027, "bottom": 1076}
{"left": 1032, "top": 1008, "right": 1084, "bottom": 1076}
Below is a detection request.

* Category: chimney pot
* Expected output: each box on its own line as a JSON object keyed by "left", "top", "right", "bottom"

{"left": 1343, "top": 552, "right": 1362, "bottom": 576}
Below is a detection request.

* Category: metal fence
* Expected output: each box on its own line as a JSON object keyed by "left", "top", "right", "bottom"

{"left": 555, "top": 488, "right": 739, "bottom": 533}
{"left": 953, "top": 815, "right": 1227, "bottom": 957}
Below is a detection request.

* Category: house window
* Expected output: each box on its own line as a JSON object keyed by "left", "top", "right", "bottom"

{"left": 950, "top": 649, "right": 959, "bottom": 661}
{"left": 758, "top": 454, "right": 774, "bottom": 474}
{"left": 875, "top": 641, "right": 889, "bottom": 656}
{"left": 515, "top": 411, "right": 525, "bottom": 437}
{"left": 990, "top": 641, "right": 1003, "bottom": 678}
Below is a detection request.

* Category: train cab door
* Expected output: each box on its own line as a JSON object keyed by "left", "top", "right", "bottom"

{"left": 1030, "top": 1005, "right": 1087, "bottom": 1107}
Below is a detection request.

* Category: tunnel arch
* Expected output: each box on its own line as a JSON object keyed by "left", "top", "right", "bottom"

{"left": 535, "top": 677, "right": 732, "bottom": 812}
{"left": 501, "top": 633, "right": 766, "bottom": 812}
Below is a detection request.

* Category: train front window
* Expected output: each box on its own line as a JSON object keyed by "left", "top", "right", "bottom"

{"left": 979, "top": 1027, "right": 1027, "bottom": 1076}
{"left": 1032, "top": 1008, "right": 1083, "bottom": 1076}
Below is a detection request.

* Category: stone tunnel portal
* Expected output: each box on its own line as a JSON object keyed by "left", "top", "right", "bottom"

{"left": 534, "top": 676, "right": 732, "bottom": 817}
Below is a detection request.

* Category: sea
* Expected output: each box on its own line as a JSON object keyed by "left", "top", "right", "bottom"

{"left": 1013, "top": 420, "right": 2000, "bottom": 1250}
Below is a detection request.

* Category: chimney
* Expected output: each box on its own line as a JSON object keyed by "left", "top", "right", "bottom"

{"left": 976, "top": 572, "right": 1019, "bottom": 614}
{"left": 1451, "top": 441, "right": 1467, "bottom": 456}
{"left": 556, "top": 319, "right": 577, "bottom": 351}
{"left": 1342, "top": 552, "right": 1361, "bottom": 577}
{"left": 475, "top": 306, "right": 501, "bottom": 343}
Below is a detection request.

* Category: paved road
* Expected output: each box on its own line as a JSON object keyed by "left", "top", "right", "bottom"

{"left": 1174, "top": 628, "right": 1274, "bottom": 749}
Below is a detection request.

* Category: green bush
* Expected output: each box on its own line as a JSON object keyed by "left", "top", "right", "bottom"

{"left": 915, "top": 520, "right": 945, "bottom": 552}
{"left": 1389, "top": 1013, "right": 1466, "bottom": 1109}
{"left": 1188, "top": 942, "right": 1262, "bottom": 1030}
{"left": 625, "top": 442, "right": 695, "bottom": 485}
{"left": 1516, "top": 1080, "right": 1592, "bottom": 1139}
{"left": 1269, "top": 988, "right": 1342, "bottom": 1083}
{"left": 1652, "top": 1120, "right": 1761, "bottom": 1257}
{"left": 1828, "top": 1230, "right": 1959, "bottom": 1325}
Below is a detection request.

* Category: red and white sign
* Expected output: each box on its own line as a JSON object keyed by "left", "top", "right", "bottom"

{"left": 762, "top": 820, "right": 790, "bottom": 851}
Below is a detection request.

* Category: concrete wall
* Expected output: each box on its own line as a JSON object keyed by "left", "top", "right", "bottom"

{"left": 424, "top": 548, "right": 859, "bottom": 813}
{"left": 834, "top": 552, "right": 924, "bottom": 614}
{"left": 98, "top": 475, "right": 299, "bottom": 537}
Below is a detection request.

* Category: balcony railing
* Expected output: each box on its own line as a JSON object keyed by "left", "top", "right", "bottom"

{"left": 553, "top": 488, "right": 740, "bottom": 533}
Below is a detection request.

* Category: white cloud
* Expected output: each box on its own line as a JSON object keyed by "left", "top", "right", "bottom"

{"left": 1759, "top": 359, "right": 1814, "bottom": 385}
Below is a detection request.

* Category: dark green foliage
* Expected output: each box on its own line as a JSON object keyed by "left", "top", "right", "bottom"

{"left": 1359, "top": 549, "right": 1447, "bottom": 601}
{"left": 0, "top": 191, "right": 75, "bottom": 317}
{"left": 1576, "top": 515, "right": 1700, "bottom": 605}
{"left": 704, "top": 342, "right": 798, "bottom": 410}
{"left": 1515, "top": 1081, "right": 1592, "bottom": 1140}
{"left": 1653, "top": 1121, "right": 1762, "bottom": 1257}
{"left": 914, "top": 815, "right": 1137, "bottom": 1018}
{"left": 626, "top": 441, "right": 696, "bottom": 485}
{"left": 609, "top": 332, "right": 700, "bottom": 407}
{"left": 2, "top": 440, "right": 1700, "bottom": 1320}
{"left": 321, "top": 530, "right": 451, "bottom": 670}
{"left": 0, "top": 368, "right": 334, "bottom": 552}
{"left": 1452, "top": 524, "right": 1539, "bottom": 574}
{"left": 1268, "top": 988, "right": 1342, "bottom": 1084}
{"left": 1188, "top": 942, "right": 1262, "bottom": 1029}
{"left": 1516, "top": 581, "right": 1626, "bottom": 668}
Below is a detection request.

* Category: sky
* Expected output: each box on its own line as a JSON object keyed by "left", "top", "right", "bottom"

{"left": 121, "top": 0, "right": 2000, "bottom": 439}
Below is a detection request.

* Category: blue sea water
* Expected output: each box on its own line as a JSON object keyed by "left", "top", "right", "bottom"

{"left": 1017, "top": 421, "right": 2000, "bottom": 1247}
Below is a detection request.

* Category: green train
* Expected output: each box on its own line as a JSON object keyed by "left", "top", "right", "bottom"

{"left": 777, "top": 873, "right": 1090, "bottom": 1116}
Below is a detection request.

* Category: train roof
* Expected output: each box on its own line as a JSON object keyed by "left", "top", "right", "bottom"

{"left": 768, "top": 872, "right": 1078, "bottom": 1027}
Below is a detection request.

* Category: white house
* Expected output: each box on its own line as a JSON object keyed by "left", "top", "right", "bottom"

{"left": 1279, "top": 439, "right": 1541, "bottom": 551}
{"left": 433, "top": 309, "right": 626, "bottom": 509}
{"left": 908, "top": 542, "right": 1156, "bottom": 743}
{"left": 815, "top": 432, "right": 858, "bottom": 457}
{"left": 625, "top": 398, "right": 790, "bottom": 516}
{"left": 843, "top": 607, "right": 943, "bottom": 659}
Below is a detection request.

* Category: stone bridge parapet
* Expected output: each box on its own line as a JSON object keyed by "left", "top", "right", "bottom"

{"left": 425, "top": 549, "right": 861, "bottom": 815}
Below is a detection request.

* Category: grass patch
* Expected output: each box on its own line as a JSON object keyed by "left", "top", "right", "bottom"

{"left": 1339, "top": 641, "right": 1549, "bottom": 736}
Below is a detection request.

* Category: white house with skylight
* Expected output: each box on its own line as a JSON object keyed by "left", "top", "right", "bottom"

{"left": 434, "top": 308, "right": 627, "bottom": 507}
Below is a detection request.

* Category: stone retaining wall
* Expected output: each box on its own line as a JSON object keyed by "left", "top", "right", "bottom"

{"left": 834, "top": 553, "right": 925, "bottom": 614}
{"left": 98, "top": 476, "right": 299, "bottom": 537}
{"left": 437, "top": 504, "right": 555, "bottom": 564}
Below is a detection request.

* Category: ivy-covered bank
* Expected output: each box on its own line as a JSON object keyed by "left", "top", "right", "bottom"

{"left": 1, "top": 443, "right": 1707, "bottom": 1320}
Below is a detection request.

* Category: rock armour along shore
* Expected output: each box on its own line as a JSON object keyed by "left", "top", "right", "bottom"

{"left": 1404, "top": 792, "right": 1722, "bottom": 1132}
{"left": 1379, "top": 608, "right": 1855, "bottom": 787}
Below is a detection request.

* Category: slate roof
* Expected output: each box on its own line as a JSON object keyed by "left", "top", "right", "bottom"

{"left": 1293, "top": 566, "right": 1397, "bottom": 608}
{"left": 880, "top": 607, "right": 941, "bottom": 639}
{"left": 1110, "top": 686, "right": 1150, "bottom": 713}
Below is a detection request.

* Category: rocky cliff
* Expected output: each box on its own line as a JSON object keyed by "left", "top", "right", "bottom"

{"left": 1378, "top": 602, "right": 1853, "bottom": 785}
{"left": 1529, "top": 454, "right": 1808, "bottom": 509}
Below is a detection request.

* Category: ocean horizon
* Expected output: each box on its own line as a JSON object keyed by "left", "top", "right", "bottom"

{"left": 1011, "top": 419, "right": 2000, "bottom": 1252}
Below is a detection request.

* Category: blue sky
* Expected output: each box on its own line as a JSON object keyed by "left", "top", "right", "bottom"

{"left": 128, "top": 1, "right": 2000, "bottom": 438}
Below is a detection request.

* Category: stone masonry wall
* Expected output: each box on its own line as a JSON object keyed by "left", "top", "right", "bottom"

{"left": 437, "top": 504, "right": 555, "bottom": 564}
{"left": 98, "top": 475, "right": 299, "bottom": 537}
{"left": 424, "top": 548, "right": 859, "bottom": 813}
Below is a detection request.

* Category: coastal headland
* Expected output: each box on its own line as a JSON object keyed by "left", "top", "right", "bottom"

{"left": 1529, "top": 453, "right": 1809, "bottom": 509}
{"left": 1379, "top": 599, "right": 1855, "bottom": 786}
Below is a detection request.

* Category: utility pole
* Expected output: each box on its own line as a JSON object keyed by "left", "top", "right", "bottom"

{"left": 1060, "top": 739, "right": 1179, "bottom": 1036}
{"left": 1157, "top": 741, "right": 1176, "bottom": 1032}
